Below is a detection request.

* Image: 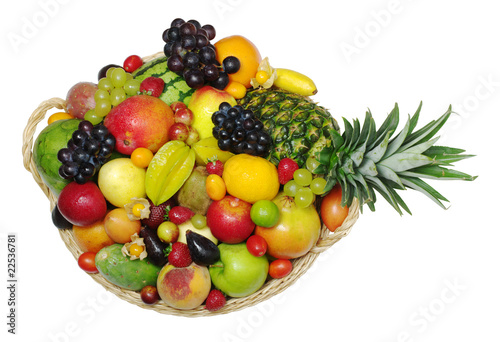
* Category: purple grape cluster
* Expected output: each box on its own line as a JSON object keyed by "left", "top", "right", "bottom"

{"left": 57, "top": 121, "right": 116, "bottom": 184}
{"left": 162, "top": 18, "right": 239, "bottom": 90}
{"left": 212, "top": 102, "right": 271, "bottom": 157}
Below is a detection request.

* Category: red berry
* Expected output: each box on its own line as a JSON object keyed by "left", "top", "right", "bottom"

{"left": 205, "top": 289, "right": 226, "bottom": 312}
{"left": 269, "top": 259, "right": 293, "bottom": 279}
{"left": 123, "top": 54, "right": 143, "bottom": 73}
{"left": 206, "top": 159, "right": 224, "bottom": 177}
{"left": 168, "top": 242, "right": 192, "bottom": 267}
{"left": 277, "top": 158, "right": 299, "bottom": 185}
{"left": 246, "top": 235, "right": 267, "bottom": 257}
{"left": 174, "top": 108, "right": 194, "bottom": 125}
{"left": 139, "top": 76, "right": 165, "bottom": 98}
{"left": 168, "top": 206, "right": 195, "bottom": 225}
{"left": 170, "top": 101, "right": 187, "bottom": 113}
{"left": 142, "top": 199, "right": 173, "bottom": 229}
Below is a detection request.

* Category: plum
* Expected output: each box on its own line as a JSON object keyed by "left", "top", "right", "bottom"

{"left": 66, "top": 82, "right": 98, "bottom": 119}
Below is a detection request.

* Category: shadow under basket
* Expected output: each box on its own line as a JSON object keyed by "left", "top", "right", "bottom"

{"left": 21, "top": 54, "right": 360, "bottom": 317}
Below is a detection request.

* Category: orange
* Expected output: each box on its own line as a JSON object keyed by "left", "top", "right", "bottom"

{"left": 47, "top": 112, "right": 74, "bottom": 125}
{"left": 214, "top": 35, "right": 262, "bottom": 88}
{"left": 104, "top": 208, "right": 142, "bottom": 244}
{"left": 73, "top": 219, "right": 114, "bottom": 253}
{"left": 222, "top": 154, "right": 279, "bottom": 204}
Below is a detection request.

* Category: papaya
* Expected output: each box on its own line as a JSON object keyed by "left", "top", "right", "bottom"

{"left": 33, "top": 119, "right": 80, "bottom": 195}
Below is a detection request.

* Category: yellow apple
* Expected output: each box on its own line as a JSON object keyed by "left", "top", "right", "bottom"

{"left": 98, "top": 158, "right": 146, "bottom": 207}
{"left": 188, "top": 85, "right": 237, "bottom": 140}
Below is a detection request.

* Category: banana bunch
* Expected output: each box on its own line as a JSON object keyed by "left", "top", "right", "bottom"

{"left": 145, "top": 140, "right": 195, "bottom": 205}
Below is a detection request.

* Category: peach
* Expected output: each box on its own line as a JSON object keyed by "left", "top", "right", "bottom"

{"left": 157, "top": 263, "right": 211, "bottom": 310}
{"left": 103, "top": 208, "right": 141, "bottom": 244}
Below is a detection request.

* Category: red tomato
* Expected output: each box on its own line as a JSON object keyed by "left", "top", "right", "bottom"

{"left": 123, "top": 55, "right": 143, "bottom": 73}
{"left": 320, "top": 184, "right": 349, "bottom": 232}
{"left": 269, "top": 259, "right": 293, "bottom": 279}
{"left": 246, "top": 235, "right": 268, "bottom": 257}
{"left": 78, "top": 252, "right": 98, "bottom": 273}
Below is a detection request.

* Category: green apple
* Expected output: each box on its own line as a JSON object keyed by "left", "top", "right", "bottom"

{"left": 209, "top": 243, "right": 269, "bottom": 297}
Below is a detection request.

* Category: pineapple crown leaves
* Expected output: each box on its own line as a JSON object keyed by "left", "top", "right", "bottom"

{"left": 315, "top": 102, "right": 477, "bottom": 215}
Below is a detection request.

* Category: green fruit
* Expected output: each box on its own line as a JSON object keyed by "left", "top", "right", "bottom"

{"left": 209, "top": 243, "right": 269, "bottom": 298}
{"left": 95, "top": 244, "right": 161, "bottom": 291}
{"left": 33, "top": 119, "right": 80, "bottom": 196}
{"left": 132, "top": 57, "right": 195, "bottom": 105}
{"left": 250, "top": 200, "right": 280, "bottom": 228}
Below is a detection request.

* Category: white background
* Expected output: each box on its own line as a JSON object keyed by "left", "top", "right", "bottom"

{"left": 1, "top": 0, "right": 497, "bottom": 341}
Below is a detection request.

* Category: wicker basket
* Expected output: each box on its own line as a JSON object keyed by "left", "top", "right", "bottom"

{"left": 21, "top": 53, "right": 360, "bottom": 317}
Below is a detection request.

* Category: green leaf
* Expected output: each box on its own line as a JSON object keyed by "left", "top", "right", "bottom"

{"left": 399, "top": 165, "right": 477, "bottom": 181}
{"left": 366, "top": 176, "right": 403, "bottom": 215}
{"left": 403, "top": 137, "right": 440, "bottom": 154}
{"left": 385, "top": 114, "right": 411, "bottom": 158}
{"left": 423, "top": 146, "right": 475, "bottom": 166}
{"left": 357, "top": 158, "right": 378, "bottom": 177}
{"left": 376, "top": 164, "right": 404, "bottom": 188}
{"left": 408, "top": 101, "right": 423, "bottom": 135}
{"left": 400, "top": 106, "right": 451, "bottom": 151}
{"left": 400, "top": 176, "right": 449, "bottom": 209}
{"left": 379, "top": 152, "right": 433, "bottom": 172}
{"left": 365, "top": 130, "right": 392, "bottom": 163}
{"left": 368, "top": 103, "right": 399, "bottom": 150}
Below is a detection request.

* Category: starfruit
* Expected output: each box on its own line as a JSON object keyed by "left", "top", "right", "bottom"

{"left": 191, "top": 136, "right": 234, "bottom": 166}
{"left": 145, "top": 140, "right": 196, "bottom": 205}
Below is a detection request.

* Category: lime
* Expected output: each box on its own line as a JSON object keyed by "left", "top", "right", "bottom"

{"left": 250, "top": 200, "right": 280, "bottom": 228}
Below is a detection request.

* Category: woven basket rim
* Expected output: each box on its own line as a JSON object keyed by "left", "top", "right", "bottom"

{"left": 21, "top": 53, "right": 360, "bottom": 317}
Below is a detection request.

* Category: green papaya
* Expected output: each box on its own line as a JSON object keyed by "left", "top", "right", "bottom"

{"left": 95, "top": 244, "right": 161, "bottom": 291}
{"left": 33, "top": 119, "right": 80, "bottom": 195}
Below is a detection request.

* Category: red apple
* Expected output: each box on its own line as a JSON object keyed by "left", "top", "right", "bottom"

{"left": 104, "top": 95, "right": 174, "bottom": 155}
{"left": 57, "top": 181, "right": 107, "bottom": 226}
{"left": 206, "top": 195, "right": 255, "bottom": 244}
{"left": 168, "top": 122, "right": 189, "bottom": 142}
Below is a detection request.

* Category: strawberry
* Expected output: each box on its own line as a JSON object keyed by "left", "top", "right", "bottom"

{"left": 168, "top": 206, "right": 195, "bottom": 225}
{"left": 277, "top": 158, "right": 299, "bottom": 185}
{"left": 206, "top": 158, "right": 224, "bottom": 177}
{"left": 139, "top": 76, "right": 165, "bottom": 98}
{"left": 205, "top": 289, "right": 226, "bottom": 312}
{"left": 142, "top": 199, "right": 172, "bottom": 229}
{"left": 167, "top": 242, "right": 192, "bottom": 267}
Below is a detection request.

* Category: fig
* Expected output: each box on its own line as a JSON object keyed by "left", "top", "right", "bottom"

{"left": 186, "top": 230, "right": 220, "bottom": 266}
{"left": 140, "top": 227, "right": 169, "bottom": 267}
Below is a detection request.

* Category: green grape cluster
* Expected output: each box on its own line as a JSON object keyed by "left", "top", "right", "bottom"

{"left": 283, "top": 168, "right": 327, "bottom": 208}
{"left": 85, "top": 67, "right": 141, "bottom": 124}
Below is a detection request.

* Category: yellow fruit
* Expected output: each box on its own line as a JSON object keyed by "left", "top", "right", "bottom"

{"left": 214, "top": 35, "right": 262, "bottom": 88}
{"left": 145, "top": 140, "right": 195, "bottom": 205}
{"left": 98, "top": 158, "right": 147, "bottom": 208}
{"left": 274, "top": 68, "right": 317, "bottom": 96}
{"left": 224, "top": 81, "right": 247, "bottom": 99}
{"left": 72, "top": 219, "right": 114, "bottom": 253}
{"left": 47, "top": 112, "right": 74, "bottom": 125}
{"left": 191, "top": 137, "right": 234, "bottom": 165}
{"left": 222, "top": 154, "right": 280, "bottom": 204}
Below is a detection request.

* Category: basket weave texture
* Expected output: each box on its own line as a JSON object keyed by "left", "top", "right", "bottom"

{"left": 21, "top": 53, "right": 360, "bottom": 317}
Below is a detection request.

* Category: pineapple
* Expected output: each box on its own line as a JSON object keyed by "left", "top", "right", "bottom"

{"left": 238, "top": 87, "right": 340, "bottom": 167}
{"left": 239, "top": 87, "right": 476, "bottom": 214}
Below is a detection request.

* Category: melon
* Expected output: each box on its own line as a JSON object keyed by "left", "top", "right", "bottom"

{"left": 33, "top": 119, "right": 80, "bottom": 195}
{"left": 132, "top": 57, "right": 195, "bottom": 106}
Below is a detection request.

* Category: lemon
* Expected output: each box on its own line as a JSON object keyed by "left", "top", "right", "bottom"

{"left": 222, "top": 154, "right": 280, "bottom": 204}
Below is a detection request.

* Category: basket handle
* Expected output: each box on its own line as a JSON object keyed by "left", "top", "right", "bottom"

{"left": 22, "top": 97, "right": 66, "bottom": 210}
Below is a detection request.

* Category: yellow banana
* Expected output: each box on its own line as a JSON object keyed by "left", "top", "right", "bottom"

{"left": 274, "top": 68, "right": 318, "bottom": 96}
